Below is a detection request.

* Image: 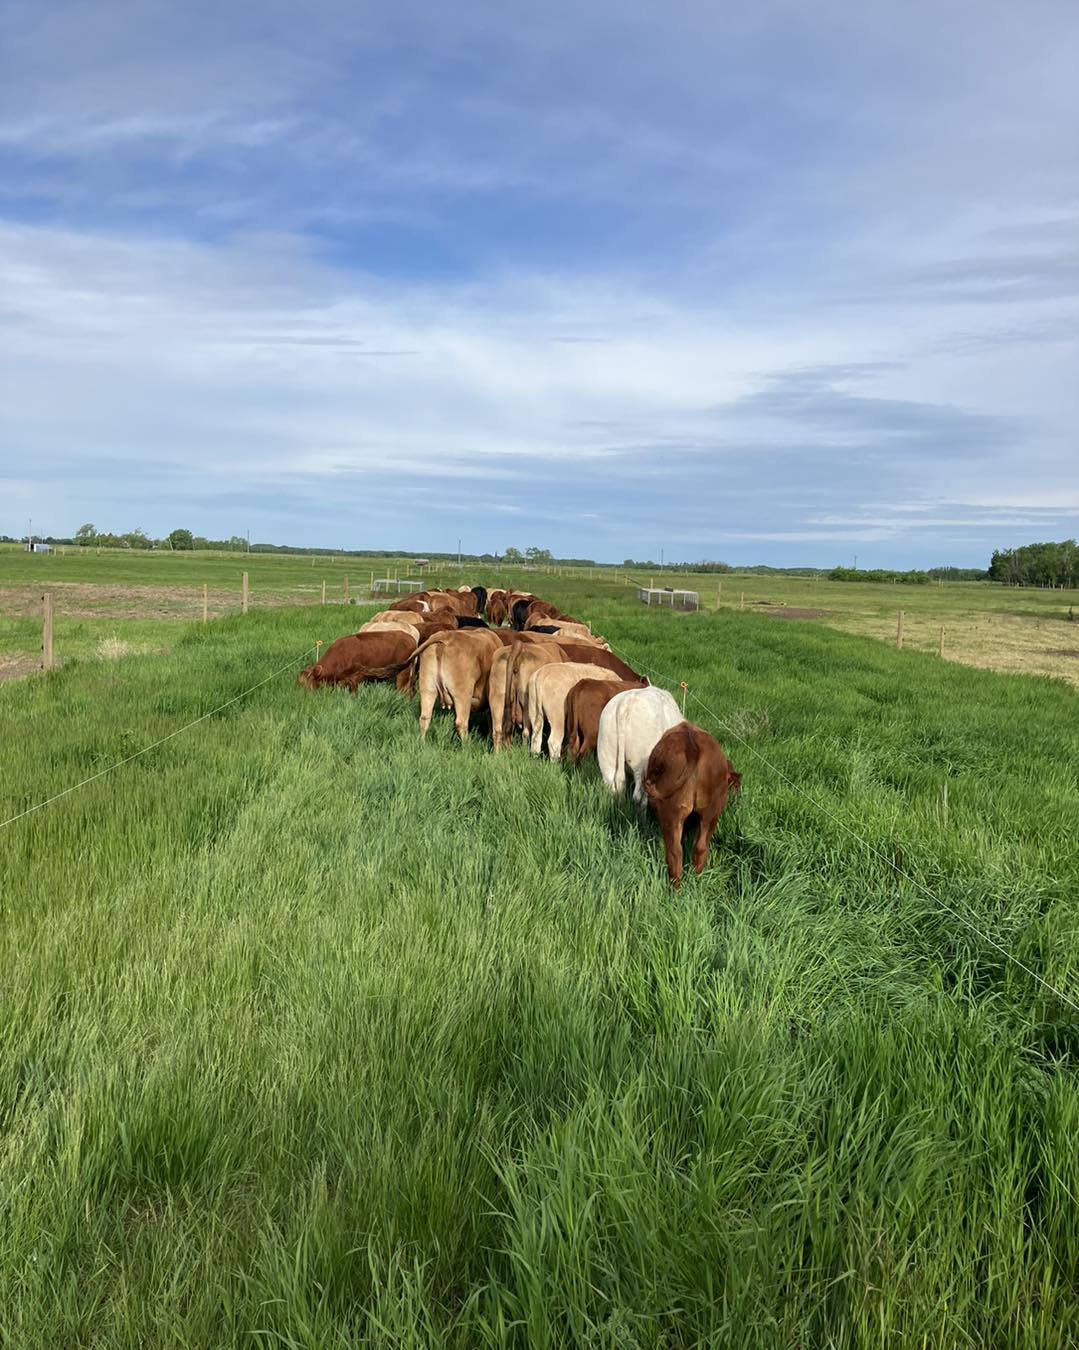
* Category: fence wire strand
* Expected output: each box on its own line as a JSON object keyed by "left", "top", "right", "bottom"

{"left": 0, "top": 646, "right": 314, "bottom": 832}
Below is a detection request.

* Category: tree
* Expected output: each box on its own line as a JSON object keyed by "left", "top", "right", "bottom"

{"left": 75, "top": 523, "right": 97, "bottom": 544}
{"left": 168, "top": 528, "right": 194, "bottom": 551}
{"left": 503, "top": 547, "right": 523, "bottom": 563}
{"left": 123, "top": 528, "right": 150, "bottom": 550}
{"left": 525, "top": 547, "right": 553, "bottom": 564}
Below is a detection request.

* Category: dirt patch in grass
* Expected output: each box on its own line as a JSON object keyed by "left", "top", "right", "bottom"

{"left": 0, "top": 582, "right": 351, "bottom": 622}
{"left": 765, "top": 607, "right": 831, "bottom": 621}
{"left": 1046, "top": 649, "right": 1079, "bottom": 659}
{"left": 0, "top": 653, "right": 44, "bottom": 683}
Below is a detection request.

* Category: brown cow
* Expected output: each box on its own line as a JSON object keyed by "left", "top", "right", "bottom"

{"left": 564, "top": 677, "right": 648, "bottom": 762}
{"left": 642, "top": 722, "right": 742, "bottom": 888}
{"left": 297, "top": 630, "right": 416, "bottom": 692}
{"left": 485, "top": 589, "right": 511, "bottom": 625}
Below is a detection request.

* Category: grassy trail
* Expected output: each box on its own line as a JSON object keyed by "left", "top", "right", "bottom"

{"left": 2, "top": 598, "right": 1078, "bottom": 1346}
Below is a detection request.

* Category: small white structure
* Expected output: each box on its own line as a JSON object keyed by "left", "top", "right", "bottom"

{"left": 25, "top": 541, "right": 52, "bottom": 553}
{"left": 372, "top": 577, "right": 424, "bottom": 595}
{"left": 637, "top": 586, "right": 698, "bottom": 610}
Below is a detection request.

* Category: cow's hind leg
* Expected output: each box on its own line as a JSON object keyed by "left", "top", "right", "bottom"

{"left": 417, "top": 657, "right": 439, "bottom": 738}
{"left": 547, "top": 703, "right": 565, "bottom": 760}
{"left": 659, "top": 809, "right": 686, "bottom": 888}
{"left": 692, "top": 809, "right": 719, "bottom": 874}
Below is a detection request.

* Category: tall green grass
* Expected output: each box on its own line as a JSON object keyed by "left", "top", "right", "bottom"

{"left": 1, "top": 598, "right": 1077, "bottom": 1347}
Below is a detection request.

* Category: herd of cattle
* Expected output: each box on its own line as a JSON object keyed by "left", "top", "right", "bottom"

{"left": 298, "top": 585, "right": 741, "bottom": 886}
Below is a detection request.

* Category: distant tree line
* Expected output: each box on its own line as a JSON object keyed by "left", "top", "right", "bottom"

{"left": 828, "top": 567, "right": 931, "bottom": 584}
{"left": 988, "top": 540, "right": 1078, "bottom": 588}
{"left": 621, "top": 559, "right": 734, "bottom": 573}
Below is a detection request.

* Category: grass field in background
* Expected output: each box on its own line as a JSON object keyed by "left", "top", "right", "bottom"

{"left": 2, "top": 584, "right": 1078, "bottom": 1346}
{"left": 3, "top": 545, "right": 1078, "bottom": 685}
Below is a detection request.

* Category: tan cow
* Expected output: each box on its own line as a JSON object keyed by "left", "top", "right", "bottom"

{"left": 528, "top": 619, "right": 608, "bottom": 647}
{"left": 525, "top": 663, "right": 622, "bottom": 759}
{"left": 414, "top": 628, "right": 504, "bottom": 739}
{"left": 359, "top": 621, "right": 419, "bottom": 642}
{"left": 367, "top": 609, "right": 427, "bottom": 628}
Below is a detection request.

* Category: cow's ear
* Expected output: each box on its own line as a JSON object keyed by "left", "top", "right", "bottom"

{"left": 729, "top": 770, "right": 742, "bottom": 793}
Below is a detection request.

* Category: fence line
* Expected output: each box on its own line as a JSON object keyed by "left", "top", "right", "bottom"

{"left": 608, "top": 639, "right": 1079, "bottom": 1017}
{"left": 0, "top": 645, "right": 315, "bottom": 833}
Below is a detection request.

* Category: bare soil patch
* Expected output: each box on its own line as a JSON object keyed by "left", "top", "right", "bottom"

{"left": 1046, "top": 649, "right": 1079, "bottom": 659}
{"left": 0, "top": 653, "right": 44, "bottom": 683}
{"left": 765, "top": 607, "right": 831, "bottom": 621}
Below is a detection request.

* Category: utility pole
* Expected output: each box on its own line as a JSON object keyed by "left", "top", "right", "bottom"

{"left": 853, "top": 554, "right": 858, "bottom": 571}
{"left": 458, "top": 538, "right": 461, "bottom": 568}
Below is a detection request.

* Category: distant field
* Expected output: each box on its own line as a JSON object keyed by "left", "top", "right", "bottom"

{"left": 3, "top": 545, "right": 1078, "bottom": 686}
{"left": 2, "top": 577, "right": 1078, "bottom": 1345}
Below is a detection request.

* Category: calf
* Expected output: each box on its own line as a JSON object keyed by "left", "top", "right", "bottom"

{"left": 297, "top": 630, "right": 416, "bottom": 692}
{"left": 564, "top": 677, "right": 648, "bottom": 762}
{"left": 597, "top": 686, "right": 683, "bottom": 804}
{"left": 643, "top": 722, "right": 741, "bottom": 887}
{"left": 524, "top": 663, "right": 622, "bottom": 759}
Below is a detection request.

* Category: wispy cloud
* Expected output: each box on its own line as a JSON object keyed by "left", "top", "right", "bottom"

{"left": 1, "top": 0, "right": 1077, "bottom": 562}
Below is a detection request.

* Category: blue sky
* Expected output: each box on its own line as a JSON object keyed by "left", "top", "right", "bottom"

{"left": 2, "top": 0, "right": 1077, "bottom": 566}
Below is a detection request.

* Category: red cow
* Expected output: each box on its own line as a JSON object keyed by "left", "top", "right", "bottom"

{"left": 297, "top": 630, "right": 417, "bottom": 692}
{"left": 642, "top": 722, "right": 741, "bottom": 887}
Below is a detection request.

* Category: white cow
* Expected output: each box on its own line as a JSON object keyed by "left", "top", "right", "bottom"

{"left": 597, "top": 686, "right": 683, "bottom": 803}
{"left": 525, "top": 662, "right": 621, "bottom": 759}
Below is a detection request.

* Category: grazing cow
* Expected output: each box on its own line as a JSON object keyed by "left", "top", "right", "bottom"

{"left": 367, "top": 609, "right": 426, "bottom": 628}
{"left": 513, "top": 598, "right": 564, "bottom": 630}
{"left": 388, "top": 595, "right": 431, "bottom": 614}
{"left": 525, "top": 663, "right": 622, "bottom": 759}
{"left": 427, "top": 589, "right": 480, "bottom": 617}
{"left": 528, "top": 620, "right": 608, "bottom": 647}
{"left": 564, "top": 677, "right": 648, "bottom": 762}
{"left": 414, "top": 629, "right": 503, "bottom": 739}
{"left": 359, "top": 621, "right": 419, "bottom": 643}
{"left": 297, "top": 630, "right": 416, "bottom": 692}
{"left": 485, "top": 590, "right": 509, "bottom": 625}
{"left": 498, "top": 641, "right": 641, "bottom": 748}
{"left": 597, "top": 686, "right": 683, "bottom": 804}
{"left": 455, "top": 615, "right": 490, "bottom": 629}
{"left": 643, "top": 723, "right": 741, "bottom": 887}
{"left": 471, "top": 585, "right": 488, "bottom": 615}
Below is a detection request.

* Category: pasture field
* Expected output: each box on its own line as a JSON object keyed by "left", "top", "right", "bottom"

{"left": 4, "top": 544, "right": 1078, "bottom": 686}
{"left": 2, "top": 585, "right": 1078, "bottom": 1347}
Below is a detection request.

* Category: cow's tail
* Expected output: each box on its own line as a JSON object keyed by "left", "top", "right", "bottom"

{"left": 500, "top": 648, "right": 519, "bottom": 739}
{"left": 395, "top": 641, "right": 428, "bottom": 697}
{"left": 643, "top": 721, "right": 698, "bottom": 796}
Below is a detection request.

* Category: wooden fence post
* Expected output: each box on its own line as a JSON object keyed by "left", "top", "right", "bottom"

{"left": 42, "top": 593, "right": 54, "bottom": 670}
{"left": 242, "top": 571, "right": 249, "bottom": 614}
{"left": 740, "top": 591, "right": 745, "bottom": 610}
{"left": 202, "top": 583, "right": 208, "bottom": 623}
{"left": 344, "top": 575, "right": 349, "bottom": 604}
{"left": 715, "top": 581, "right": 722, "bottom": 611}
{"left": 939, "top": 626, "right": 946, "bottom": 658}
{"left": 896, "top": 610, "right": 904, "bottom": 649}
{"left": 321, "top": 579, "right": 327, "bottom": 605}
